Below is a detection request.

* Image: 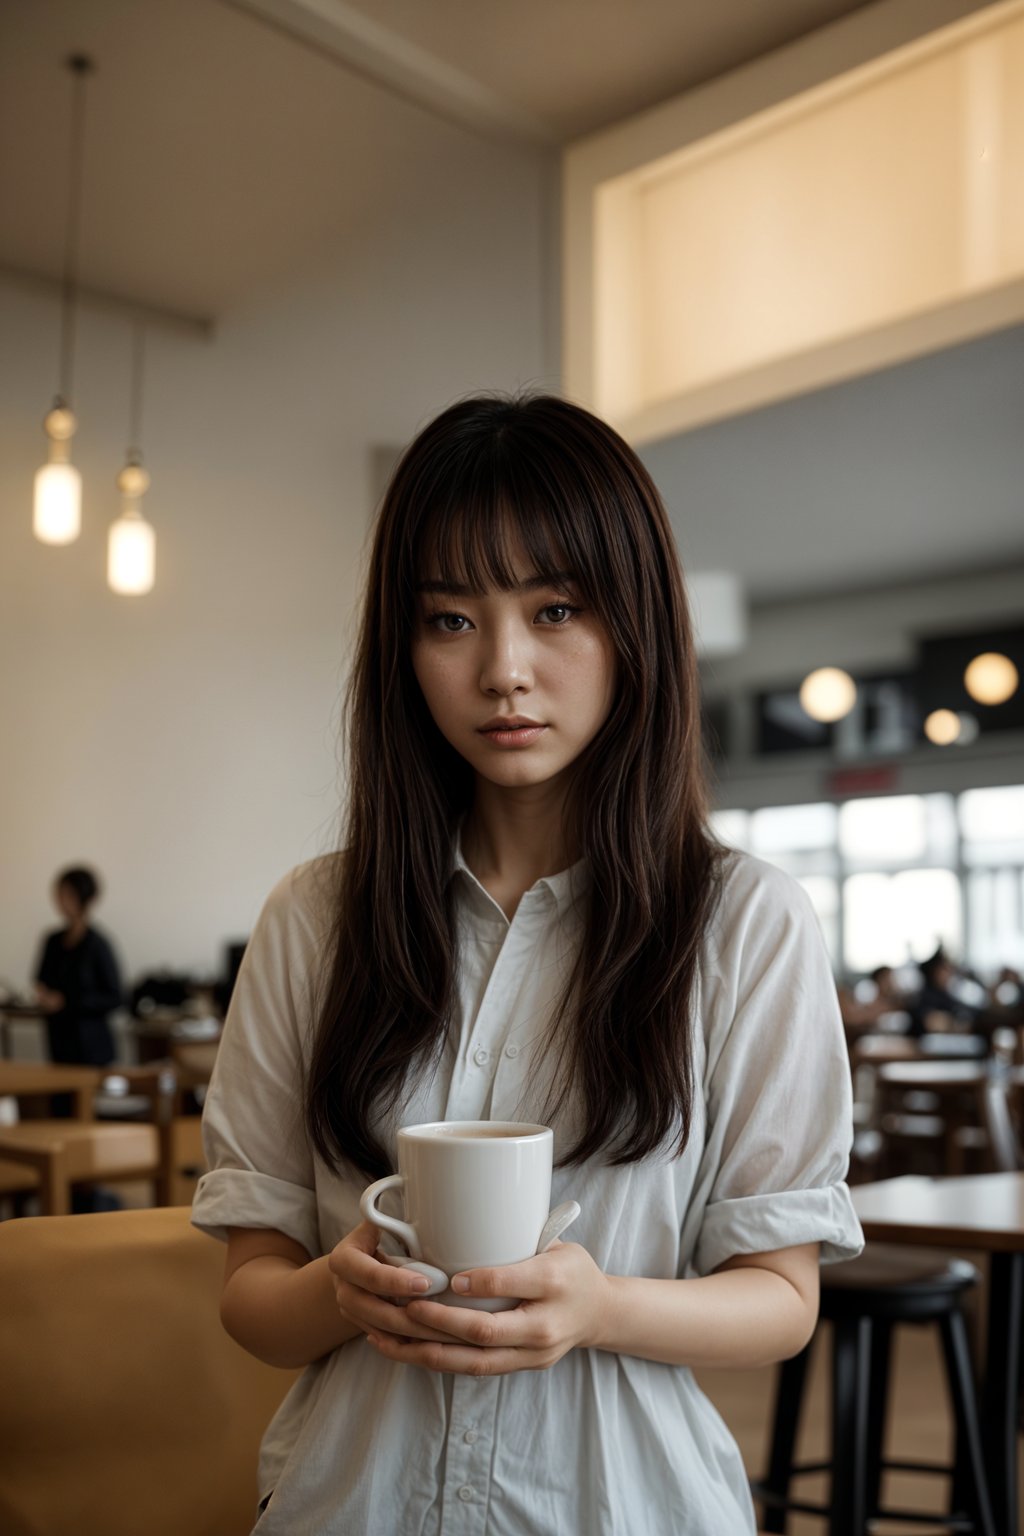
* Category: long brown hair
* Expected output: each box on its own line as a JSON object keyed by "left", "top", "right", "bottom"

{"left": 307, "top": 392, "right": 723, "bottom": 1177}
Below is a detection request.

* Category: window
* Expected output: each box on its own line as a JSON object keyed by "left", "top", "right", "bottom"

{"left": 797, "top": 875, "right": 841, "bottom": 966}
{"left": 960, "top": 785, "right": 1024, "bottom": 866}
{"left": 844, "top": 868, "right": 962, "bottom": 974}
{"left": 712, "top": 785, "right": 1024, "bottom": 977}
{"left": 749, "top": 803, "right": 839, "bottom": 880}
{"left": 839, "top": 794, "right": 956, "bottom": 867}
{"left": 708, "top": 808, "right": 749, "bottom": 850}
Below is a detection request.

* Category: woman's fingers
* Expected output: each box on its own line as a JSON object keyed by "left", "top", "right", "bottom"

{"left": 403, "top": 1298, "right": 532, "bottom": 1347}
{"left": 328, "top": 1222, "right": 431, "bottom": 1299}
{"left": 326, "top": 1222, "right": 456, "bottom": 1342}
{"left": 448, "top": 1249, "right": 564, "bottom": 1303}
{"left": 366, "top": 1330, "right": 557, "bottom": 1377}
{"left": 335, "top": 1284, "right": 457, "bottom": 1344}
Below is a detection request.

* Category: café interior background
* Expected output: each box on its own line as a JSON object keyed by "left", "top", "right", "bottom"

{"left": 2, "top": 0, "right": 1023, "bottom": 1015}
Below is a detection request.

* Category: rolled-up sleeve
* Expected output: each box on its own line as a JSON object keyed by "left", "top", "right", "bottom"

{"left": 690, "top": 856, "right": 864, "bottom": 1278}
{"left": 191, "top": 865, "right": 325, "bottom": 1261}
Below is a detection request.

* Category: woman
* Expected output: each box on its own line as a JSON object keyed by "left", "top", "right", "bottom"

{"left": 192, "top": 392, "right": 863, "bottom": 1534}
{"left": 34, "top": 865, "right": 122, "bottom": 1066}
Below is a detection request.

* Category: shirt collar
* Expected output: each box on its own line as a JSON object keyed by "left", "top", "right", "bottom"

{"left": 449, "top": 821, "right": 590, "bottom": 925}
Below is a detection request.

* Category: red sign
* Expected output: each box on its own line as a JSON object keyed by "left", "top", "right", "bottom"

{"left": 824, "top": 764, "right": 900, "bottom": 798}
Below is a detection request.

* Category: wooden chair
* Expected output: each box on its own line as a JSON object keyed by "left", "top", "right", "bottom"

{"left": 0, "top": 1061, "right": 163, "bottom": 1215}
{"left": 978, "top": 1076, "right": 1024, "bottom": 1173}
{"left": 0, "top": 1119, "right": 160, "bottom": 1214}
{"left": 0, "top": 1206, "right": 297, "bottom": 1536}
{"left": 0, "top": 1060, "right": 101, "bottom": 1120}
{"left": 158, "top": 1113, "right": 207, "bottom": 1206}
{"left": 0, "top": 1154, "right": 39, "bottom": 1216}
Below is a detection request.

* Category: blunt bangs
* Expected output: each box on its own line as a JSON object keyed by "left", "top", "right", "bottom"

{"left": 417, "top": 493, "right": 577, "bottom": 599}
{"left": 402, "top": 419, "right": 612, "bottom": 605}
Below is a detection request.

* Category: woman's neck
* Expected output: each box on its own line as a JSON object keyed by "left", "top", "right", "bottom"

{"left": 461, "top": 780, "right": 575, "bottom": 909}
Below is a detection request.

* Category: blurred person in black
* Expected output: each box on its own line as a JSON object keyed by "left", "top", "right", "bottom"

{"left": 33, "top": 866, "right": 123, "bottom": 1066}
{"left": 908, "top": 946, "right": 985, "bottom": 1038}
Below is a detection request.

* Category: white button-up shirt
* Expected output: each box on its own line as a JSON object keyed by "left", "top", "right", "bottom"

{"left": 192, "top": 840, "right": 863, "bottom": 1535}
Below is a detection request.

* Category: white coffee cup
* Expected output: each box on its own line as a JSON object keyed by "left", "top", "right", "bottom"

{"left": 360, "top": 1120, "right": 553, "bottom": 1311}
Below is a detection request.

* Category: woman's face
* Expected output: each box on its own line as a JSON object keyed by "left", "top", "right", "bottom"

{"left": 411, "top": 547, "right": 617, "bottom": 795}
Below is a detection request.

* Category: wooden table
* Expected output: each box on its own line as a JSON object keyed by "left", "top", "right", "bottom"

{"left": 0, "top": 1061, "right": 100, "bottom": 1120}
{"left": 876, "top": 1061, "right": 990, "bottom": 1176}
{"left": 851, "top": 1034, "right": 988, "bottom": 1070}
{"left": 852, "top": 1173, "right": 1024, "bottom": 1536}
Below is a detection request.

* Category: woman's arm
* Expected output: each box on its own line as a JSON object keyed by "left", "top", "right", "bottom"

{"left": 597, "top": 1243, "right": 819, "bottom": 1368}
{"left": 220, "top": 1222, "right": 486, "bottom": 1370}
{"left": 365, "top": 1240, "right": 820, "bottom": 1376}
{"left": 220, "top": 1227, "right": 359, "bottom": 1369}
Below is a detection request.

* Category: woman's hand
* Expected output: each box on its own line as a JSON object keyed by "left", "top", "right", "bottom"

{"left": 34, "top": 985, "right": 65, "bottom": 1013}
{"left": 364, "top": 1242, "right": 613, "bottom": 1375}
{"left": 327, "top": 1221, "right": 466, "bottom": 1346}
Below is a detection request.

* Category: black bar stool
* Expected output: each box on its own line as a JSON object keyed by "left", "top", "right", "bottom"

{"left": 750, "top": 1245, "right": 995, "bottom": 1536}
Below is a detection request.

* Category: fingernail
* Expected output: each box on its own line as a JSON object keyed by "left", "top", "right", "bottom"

{"left": 365, "top": 1333, "right": 380, "bottom": 1346}
{"left": 451, "top": 1275, "right": 470, "bottom": 1293}
{"left": 409, "top": 1276, "right": 430, "bottom": 1293}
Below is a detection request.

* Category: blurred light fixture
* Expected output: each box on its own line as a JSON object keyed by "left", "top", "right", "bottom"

{"left": 688, "top": 571, "right": 747, "bottom": 656}
{"left": 33, "top": 54, "right": 94, "bottom": 545}
{"left": 799, "top": 666, "right": 857, "bottom": 723}
{"left": 924, "top": 708, "right": 962, "bottom": 745}
{"left": 964, "top": 651, "right": 1018, "bottom": 706}
{"left": 108, "top": 323, "right": 156, "bottom": 595}
{"left": 34, "top": 406, "right": 81, "bottom": 543}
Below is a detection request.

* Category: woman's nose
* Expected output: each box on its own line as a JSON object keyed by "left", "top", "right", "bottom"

{"left": 479, "top": 622, "right": 533, "bottom": 696}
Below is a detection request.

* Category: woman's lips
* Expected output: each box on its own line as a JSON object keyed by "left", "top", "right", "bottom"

{"left": 479, "top": 724, "right": 547, "bottom": 747}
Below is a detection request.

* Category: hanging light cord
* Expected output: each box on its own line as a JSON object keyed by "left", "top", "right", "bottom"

{"left": 127, "top": 323, "right": 146, "bottom": 463}
{"left": 57, "top": 54, "right": 94, "bottom": 408}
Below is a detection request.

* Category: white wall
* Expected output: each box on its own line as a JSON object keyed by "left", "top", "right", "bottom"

{"left": 0, "top": 130, "right": 554, "bottom": 993}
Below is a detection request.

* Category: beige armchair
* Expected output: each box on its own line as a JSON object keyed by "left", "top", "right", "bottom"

{"left": 0, "top": 1206, "right": 297, "bottom": 1536}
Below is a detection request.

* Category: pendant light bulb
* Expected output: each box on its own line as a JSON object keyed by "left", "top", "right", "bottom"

{"left": 34, "top": 55, "right": 94, "bottom": 544}
{"left": 108, "top": 461, "right": 155, "bottom": 595}
{"left": 33, "top": 404, "right": 82, "bottom": 543}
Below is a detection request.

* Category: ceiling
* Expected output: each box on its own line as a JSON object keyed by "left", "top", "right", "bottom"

{"left": 1, "top": 0, "right": 1021, "bottom": 600}
{"left": 0, "top": 0, "right": 440, "bottom": 320}
{"left": 295, "top": 0, "right": 874, "bottom": 140}
{"left": 0, "top": 0, "right": 875, "bottom": 319}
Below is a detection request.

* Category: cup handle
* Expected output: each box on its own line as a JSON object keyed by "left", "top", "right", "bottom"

{"left": 359, "top": 1173, "right": 422, "bottom": 1260}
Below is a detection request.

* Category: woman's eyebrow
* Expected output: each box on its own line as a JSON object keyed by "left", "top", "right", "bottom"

{"left": 416, "top": 571, "right": 577, "bottom": 597}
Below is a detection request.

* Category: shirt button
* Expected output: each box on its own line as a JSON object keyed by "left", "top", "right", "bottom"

{"left": 504, "top": 1043, "right": 519, "bottom": 1059}
{"left": 473, "top": 1047, "right": 489, "bottom": 1066}
{"left": 458, "top": 1485, "right": 474, "bottom": 1502}
{"left": 463, "top": 1429, "right": 479, "bottom": 1444}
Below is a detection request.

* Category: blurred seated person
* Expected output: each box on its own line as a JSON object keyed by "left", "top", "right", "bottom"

{"left": 838, "top": 964, "right": 911, "bottom": 1036}
{"left": 991, "top": 967, "right": 1024, "bottom": 1025}
{"left": 907, "top": 946, "right": 984, "bottom": 1038}
{"left": 33, "top": 866, "right": 123, "bottom": 1066}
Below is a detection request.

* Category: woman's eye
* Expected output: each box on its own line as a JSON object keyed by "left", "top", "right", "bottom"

{"left": 538, "top": 604, "right": 580, "bottom": 624}
{"left": 427, "top": 612, "right": 470, "bottom": 633}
